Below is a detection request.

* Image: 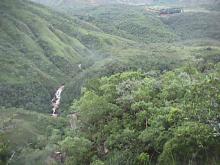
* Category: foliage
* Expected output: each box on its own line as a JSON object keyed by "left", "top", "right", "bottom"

{"left": 0, "top": 107, "right": 69, "bottom": 165}
{"left": 1, "top": 0, "right": 220, "bottom": 165}
{"left": 0, "top": 134, "right": 10, "bottom": 165}
{"left": 1, "top": 0, "right": 220, "bottom": 113}
{"left": 70, "top": 65, "right": 220, "bottom": 164}
{"left": 60, "top": 136, "right": 92, "bottom": 165}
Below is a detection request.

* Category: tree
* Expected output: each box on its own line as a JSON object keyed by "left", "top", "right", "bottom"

{"left": 159, "top": 122, "right": 220, "bottom": 165}
{"left": 60, "top": 136, "right": 92, "bottom": 165}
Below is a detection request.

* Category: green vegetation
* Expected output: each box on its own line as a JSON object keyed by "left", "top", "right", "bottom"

{"left": 0, "top": 107, "right": 69, "bottom": 165}
{"left": 162, "top": 12, "right": 220, "bottom": 40}
{"left": 0, "top": 134, "right": 10, "bottom": 165}
{"left": 72, "top": 5, "right": 176, "bottom": 43}
{"left": 0, "top": 0, "right": 136, "bottom": 112}
{"left": 1, "top": 0, "right": 220, "bottom": 113}
{"left": 67, "top": 4, "right": 220, "bottom": 42}
{"left": 0, "top": 0, "right": 88, "bottom": 112}
{"left": 69, "top": 63, "right": 220, "bottom": 164}
{"left": 0, "top": 0, "right": 220, "bottom": 164}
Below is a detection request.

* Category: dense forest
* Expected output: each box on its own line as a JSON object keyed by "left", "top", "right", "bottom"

{"left": 0, "top": 0, "right": 220, "bottom": 164}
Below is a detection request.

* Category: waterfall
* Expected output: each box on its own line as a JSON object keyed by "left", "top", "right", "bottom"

{"left": 51, "top": 85, "right": 64, "bottom": 116}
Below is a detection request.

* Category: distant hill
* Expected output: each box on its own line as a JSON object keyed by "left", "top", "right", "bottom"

{"left": 31, "top": 0, "right": 218, "bottom": 6}
{"left": 179, "top": 0, "right": 218, "bottom": 5}
{"left": 31, "top": 0, "right": 155, "bottom": 6}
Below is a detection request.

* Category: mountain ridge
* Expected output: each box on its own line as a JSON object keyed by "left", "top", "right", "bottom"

{"left": 31, "top": 0, "right": 219, "bottom": 6}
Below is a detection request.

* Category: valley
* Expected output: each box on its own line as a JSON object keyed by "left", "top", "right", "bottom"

{"left": 0, "top": 0, "right": 220, "bottom": 164}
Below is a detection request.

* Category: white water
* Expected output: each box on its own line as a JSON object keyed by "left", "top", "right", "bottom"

{"left": 51, "top": 85, "right": 64, "bottom": 116}
{"left": 78, "top": 64, "right": 82, "bottom": 70}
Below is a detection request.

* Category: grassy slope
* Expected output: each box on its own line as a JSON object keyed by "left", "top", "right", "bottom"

{"left": 162, "top": 11, "right": 220, "bottom": 40}
{"left": 71, "top": 5, "right": 176, "bottom": 43}
{"left": 0, "top": 0, "right": 137, "bottom": 113}
{"left": 71, "top": 4, "right": 220, "bottom": 42}
{"left": 0, "top": 0, "right": 86, "bottom": 112}
{"left": 0, "top": 106, "right": 68, "bottom": 165}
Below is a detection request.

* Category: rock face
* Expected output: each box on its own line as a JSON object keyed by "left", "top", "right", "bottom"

{"left": 69, "top": 113, "right": 78, "bottom": 129}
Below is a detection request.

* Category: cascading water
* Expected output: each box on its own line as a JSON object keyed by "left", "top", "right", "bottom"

{"left": 51, "top": 85, "right": 64, "bottom": 117}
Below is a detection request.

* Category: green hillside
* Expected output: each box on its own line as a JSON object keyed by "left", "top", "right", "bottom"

{"left": 0, "top": 0, "right": 89, "bottom": 112}
{"left": 0, "top": 0, "right": 220, "bottom": 164}
{"left": 1, "top": 0, "right": 220, "bottom": 113}
{"left": 0, "top": 106, "right": 69, "bottom": 165}
{"left": 70, "top": 5, "right": 220, "bottom": 42}
{"left": 162, "top": 12, "right": 220, "bottom": 40}
{"left": 0, "top": 0, "right": 137, "bottom": 112}
{"left": 58, "top": 3, "right": 220, "bottom": 111}
{"left": 71, "top": 5, "right": 176, "bottom": 43}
